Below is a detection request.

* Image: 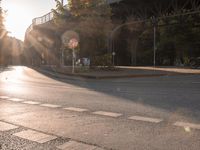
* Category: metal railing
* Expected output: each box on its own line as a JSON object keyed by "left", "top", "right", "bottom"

{"left": 25, "top": 11, "right": 54, "bottom": 37}
{"left": 25, "top": 0, "right": 120, "bottom": 35}
{"left": 32, "top": 12, "right": 54, "bottom": 26}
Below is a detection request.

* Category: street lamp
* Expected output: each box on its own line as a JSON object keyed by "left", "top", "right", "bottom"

{"left": 112, "top": 51, "right": 116, "bottom": 66}
{"left": 109, "top": 20, "right": 146, "bottom": 66}
{"left": 151, "top": 16, "right": 158, "bottom": 67}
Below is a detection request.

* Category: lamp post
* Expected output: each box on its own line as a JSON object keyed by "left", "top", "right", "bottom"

{"left": 151, "top": 16, "right": 157, "bottom": 67}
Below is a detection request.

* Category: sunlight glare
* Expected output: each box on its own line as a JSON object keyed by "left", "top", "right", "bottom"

{"left": 2, "top": 2, "right": 33, "bottom": 40}
{"left": 184, "top": 126, "right": 191, "bottom": 132}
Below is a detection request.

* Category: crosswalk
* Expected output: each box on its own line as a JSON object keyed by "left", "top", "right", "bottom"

{"left": 1, "top": 95, "right": 200, "bottom": 131}
{"left": 1, "top": 95, "right": 200, "bottom": 150}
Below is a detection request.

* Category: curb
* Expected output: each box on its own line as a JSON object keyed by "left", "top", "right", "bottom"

{"left": 36, "top": 68, "right": 170, "bottom": 80}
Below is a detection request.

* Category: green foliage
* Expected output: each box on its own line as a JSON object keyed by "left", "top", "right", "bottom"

{"left": 53, "top": 0, "right": 113, "bottom": 64}
{"left": 0, "top": 3, "right": 6, "bottom": 39}
{"left": 68, "top": 0, "right": 111, "bottom": 18}
{"left": 52, "top": 0, "right": 72, "bottom": 27}
{"left": 91, "top": 53, "right": 112, "bottom": 67}
{"left": 157, "top": 13, "right": 200, "bottom": 65}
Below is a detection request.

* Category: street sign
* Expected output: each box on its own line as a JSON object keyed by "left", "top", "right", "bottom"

{"left": 68, "top": 38, "right": 79, "bottom": 49}
{"left": 61, "top": 30, "right": 79, "bottom": 48}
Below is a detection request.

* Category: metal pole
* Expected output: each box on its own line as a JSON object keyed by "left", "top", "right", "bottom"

{"left": 154, "top": 25, "right": 156, "bottom": 67}
{"left": 72, "top": 48, "right": 75, "bottom": 74}
{"left": 113, "top": 55, "right": 115, "bottom": 66}
{"left": 62, "top": 48, "right": 64, "bottom": 66}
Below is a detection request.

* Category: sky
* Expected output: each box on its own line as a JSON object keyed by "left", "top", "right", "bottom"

{"left": 2, "top": 0, "right": 68, "bottom": 41}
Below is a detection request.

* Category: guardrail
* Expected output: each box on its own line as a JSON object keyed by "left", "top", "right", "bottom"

{"left": 25, "top": 0, "right": 120, "bottom": 35}
{"left": 25, "top": 11, "right": 54, "bottom": 37}
{"left": 32, "top": 12, "right": 54, "bottom": 26}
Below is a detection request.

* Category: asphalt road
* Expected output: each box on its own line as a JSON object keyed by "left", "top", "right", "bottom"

{"left": 0, "top": 66, "right": 200, "bottom": 150}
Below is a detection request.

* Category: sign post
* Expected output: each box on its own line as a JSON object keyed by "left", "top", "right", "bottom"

{"left": 68, "top": 38, "right": 79, "bottom": 74}
{"left": 61, "top": 30, "right": 79, "bottom": 73}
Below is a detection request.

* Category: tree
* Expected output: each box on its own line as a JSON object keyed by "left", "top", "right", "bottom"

{"left": 53, "top": 0, "right": 113, "bottom": 62}
{"left": 0, "top": 0, "right": 8, "bottom": 65}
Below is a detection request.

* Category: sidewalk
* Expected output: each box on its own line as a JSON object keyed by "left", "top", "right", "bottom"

{"left": 36, "top": 66, "right": 200, "bottom": 79}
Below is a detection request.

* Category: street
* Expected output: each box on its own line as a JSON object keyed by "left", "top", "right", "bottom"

{"left": 0, "top": 66, "right": 200, "bottom": 150}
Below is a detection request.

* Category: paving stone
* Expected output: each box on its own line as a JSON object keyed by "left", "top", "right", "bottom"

{"left": 57, "top": 141, "right": 99, "bottom": 150}
{"left": 13, "top": 130, "right": 57, "bottom": 143}
{"left": 0, "top": 121, "right": 19, "bottom": 131}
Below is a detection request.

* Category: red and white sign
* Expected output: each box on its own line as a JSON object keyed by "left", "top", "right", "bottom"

{"left": 68, "top": 38, "right": 79, "bottom": 49}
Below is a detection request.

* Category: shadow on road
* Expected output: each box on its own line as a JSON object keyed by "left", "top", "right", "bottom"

{"left": 26, "top": 68, "right": 200, "bottom": 122}
{"left": 0, "top": 66, "right": 15, "bottom": 73}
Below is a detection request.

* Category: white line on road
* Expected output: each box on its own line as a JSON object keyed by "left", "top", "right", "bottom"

{"left": 57, "top": 141, "right": 101, "bottom": 150}
{"left": 40, "top": 104, "right": 61, "bottom": 108}
{"left": 128, "top": 116, "right": 163, "bottom": 123}
{"left": 174, "top": 121, "right": 200, "bottom": 130}
{"left": 0, "top": 96, "right": 10, "bottom": 99}
{"left": 192, "top": 82, "right": 200, "bottom": 84}
{"left": 7, "top": 98, "right": 24, "bottom": 102}
{"left": 63, "top": 107, "right": 89, "bottom": 112}
{"left": 14, "top": 130, "right": 57, "bottom": 143}
{"left": 92, "top": 111, "right": 122, "bottom": 118}
{"left": 0, "top": 121, "right": 19, "bottom": 131}
{"left": 22, "top": 101, "right": 41, "bottom": 105}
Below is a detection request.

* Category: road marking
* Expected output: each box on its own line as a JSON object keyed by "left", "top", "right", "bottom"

{"left": 14, "top": 130, "right": 57, "bottom": 143}
{"left": 22, "top": 101, "right": 40, "bottom": 105}
{"left": 174, "top": 121, "right": 200, "bottom": 130}
{"left": 0, "top": 96, "right": 10, "bottom": 99}
{"left": 128, "top": 116, "right": 163, "bottom": 123}
{"left": 0, "top": 121, "right": 19, "bottom": 131}
{"left": 40, "top": 104, "right": 61, "bottom": 108}
{"left": 92, "top": 111, "right": 122, "bottom": 118}
{"left": 192, "top": 82, "right": 200, "bottom": 84}
{"left": 64, "top": 107, "right": 89, "bottom": 112}
{"left": 7, "top": 98, "right": 24, "bottom": 102}
{"left": 57, "top": 141, "right": 101, "bottom": 150}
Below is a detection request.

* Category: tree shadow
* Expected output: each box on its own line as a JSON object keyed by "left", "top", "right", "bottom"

{"left": 0, "top": 66, "right": 15, "bottom": 73}
{"left": 35, "top": 68, "right": 200, "bottom": 122}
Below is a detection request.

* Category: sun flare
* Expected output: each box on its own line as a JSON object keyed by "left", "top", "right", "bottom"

{"left": 2, "top": 0, "right": 57, "bottom": 41}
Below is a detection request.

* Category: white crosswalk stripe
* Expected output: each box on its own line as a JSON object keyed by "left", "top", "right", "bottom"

{"left": 174, "top": 121, "right": 200, "bottom": 130}
{"left": 92, "top": 111, "right": 122, "bottom": 118}
{"left": 40, "top": 104, "right": 61, "bottom": 108}
{"left": 22, "top": 101, "right": 40, "bottom": 105}
{"left": 7, "top": 98, "right": 24, "bottom": 102}
{"left": 0, "top": 96, "right": 10, "bottom": 99}
{"left": 63, "top": 107, "right": 88, "bottom": 112}
{"left": 128, "top": 116, "right": 163, "bottom": 123}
